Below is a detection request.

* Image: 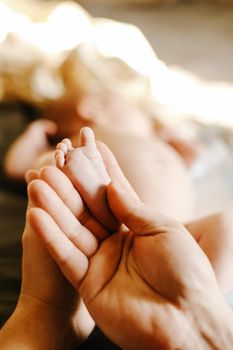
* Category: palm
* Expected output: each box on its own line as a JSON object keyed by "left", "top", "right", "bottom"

{"left": 80, "top": 223, "right": 218, "bottom": 350}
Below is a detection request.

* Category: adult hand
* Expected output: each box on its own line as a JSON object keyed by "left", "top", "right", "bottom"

{"left": 80, "top": 182, "right": 233, "bottom": 350}
{"left": 0, "top": 167, "right": 102, "bottom": 350}
{"left": 28, "top": 167, "right": 233, "bottom": 350}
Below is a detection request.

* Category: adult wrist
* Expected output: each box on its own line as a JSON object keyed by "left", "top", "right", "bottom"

{"left": 0, "top": 296, "right": 77, "bottom": 350}
{"left": 184, "top": 294, "right": 233, "bottom": 350}
{"left": 206, "top": 299, "right": 233, "bottom": 350}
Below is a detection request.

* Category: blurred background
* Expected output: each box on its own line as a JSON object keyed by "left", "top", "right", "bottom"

{"left": 0, "top": 0, "right": 233, "bottom": 326}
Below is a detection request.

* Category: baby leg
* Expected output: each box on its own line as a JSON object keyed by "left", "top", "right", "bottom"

{"left": 55, "top": 127, "right": 119, "bottom": 232}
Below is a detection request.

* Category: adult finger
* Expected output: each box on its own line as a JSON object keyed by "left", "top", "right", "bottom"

{"left": 25, "top": 169, "right": 39, "bottom": 184}
{"left": 28, "top": 179, "right": 98, "bottom": 257}
{"left": 39, "top": 166, "right": 109, "bottom": 242}
{"left": 107, "top": 180, "right": 179, "bottom": 236}
{"left": 28, "top": 207, "right": 88, "bottom": 289}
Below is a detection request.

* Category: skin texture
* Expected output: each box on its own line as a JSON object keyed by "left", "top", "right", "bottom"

{"left": 26, "top": 128, "right": 233, "bottom": 350}
{"left": 1, "top": 128, "right": 233, "bottom": 350}
{"left": 28, "top": 178, "right": 233, "bottom": 350}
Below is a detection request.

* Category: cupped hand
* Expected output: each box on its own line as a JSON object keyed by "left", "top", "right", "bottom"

{"left": 29, "top": 176, "right": 227, "bottom": 350}
{"left": 28, "top": 142, "right": 233, "bottom": 350}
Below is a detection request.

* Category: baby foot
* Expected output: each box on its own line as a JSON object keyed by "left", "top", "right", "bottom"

{"left": 55, "top": 127, "right": 119, "bottom": 232}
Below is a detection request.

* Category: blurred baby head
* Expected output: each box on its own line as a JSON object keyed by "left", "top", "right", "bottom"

{"left": 46, "top": 90, "right": 153, "bottom": 139}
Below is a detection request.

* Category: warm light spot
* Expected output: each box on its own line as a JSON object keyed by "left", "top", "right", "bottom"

{"left": 94, "top": 19, "right": 168, "bottom": 82}
{"left": 151, "top": 67, "right": 233, "bottom": 128}
{"left": 46, "top": 3, "right": 93, "bottom": 52}
{"left": 0, "top": 3, "right": 9, "bottom": 44}
{"left": 0, "top": 0, "right": 232, "bottom": 128}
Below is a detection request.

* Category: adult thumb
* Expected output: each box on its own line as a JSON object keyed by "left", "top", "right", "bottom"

{"left": 107, "top": 181, "right": 176, "bottom": 235}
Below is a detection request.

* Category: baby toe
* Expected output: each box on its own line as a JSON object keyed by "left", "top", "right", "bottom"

{"left": 80, "top": 127, "right": 96, "bottom": 147}
{"left": 55, "top": 149, "right": 65, "bottom": 169}
{"left": 61, "top": 138, "right": 73, "bottom": 151}
{"left": 57, "top": 142, "right": 68, "bottom": 154}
